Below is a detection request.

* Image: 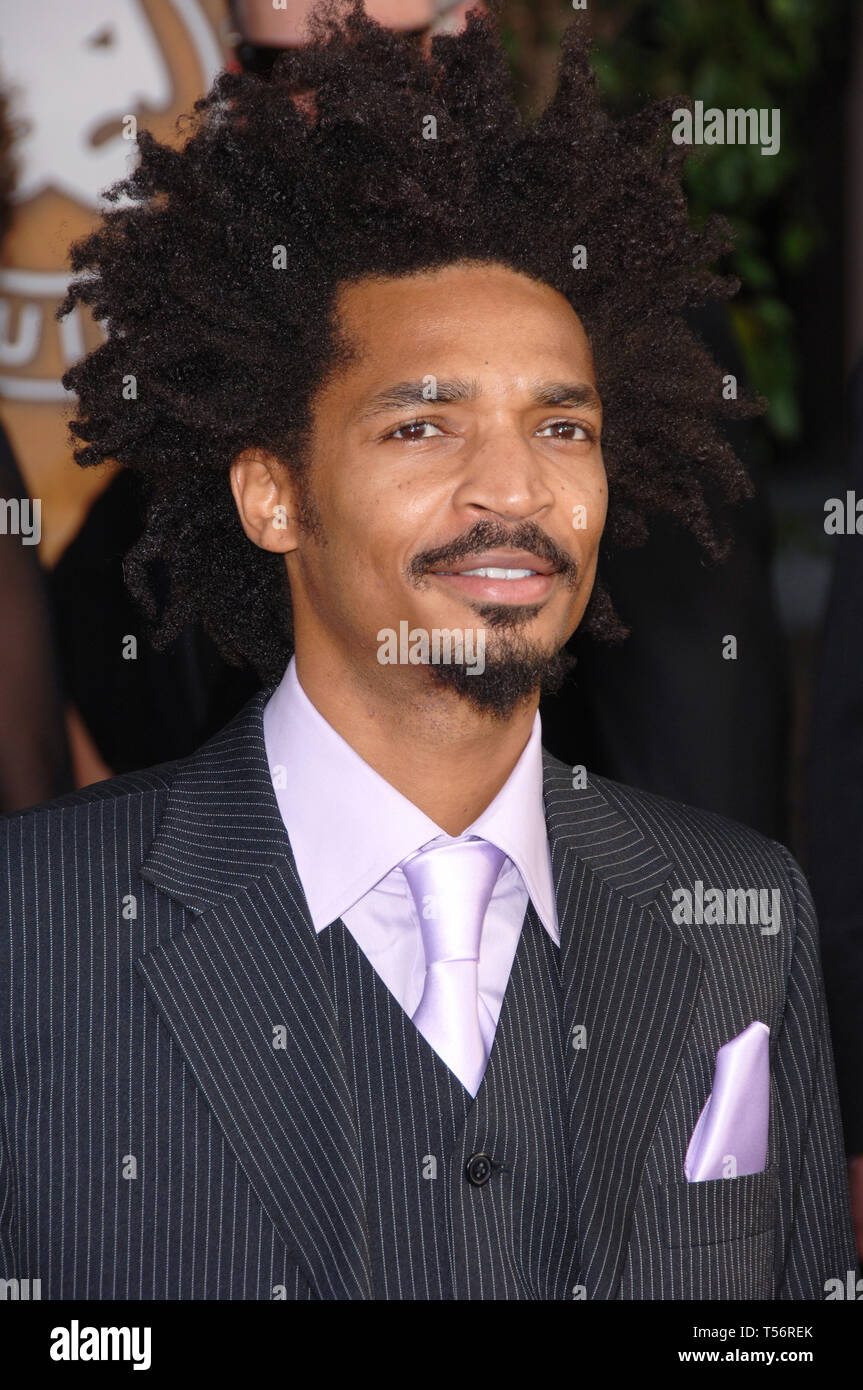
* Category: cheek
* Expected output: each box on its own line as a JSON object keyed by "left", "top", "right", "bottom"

{"left": 581, "top": 464, "right": 608, "bottom": 538}
{"left": 593, "top": 487, "right": 609, "bottom": 536}
{"left": 315, "top": 484, "right": 407, "bottom": 590}
{"left": 311, "top": 468, "right": 376, "bottom": 552}
{"left": 565, "top": 486, "right": 606, "bottom": 539}
{"left": 331, "top": 461, "right": 443, "bottom": 558}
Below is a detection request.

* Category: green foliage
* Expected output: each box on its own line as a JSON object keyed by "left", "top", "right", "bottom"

{"left": 502, "top": 0, "right": 854, "bottom": 443}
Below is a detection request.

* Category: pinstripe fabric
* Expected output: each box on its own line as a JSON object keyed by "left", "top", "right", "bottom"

{"left": 545, "top": 773, "right": 857, "bottom": 1300}
{"left": 319, "top": 900, "right": 578, "bottom": 1299}
{"left": 0, "top": 690, "right": 856, "bottom": 1299}
{"left": 0, "top": 762, "right": 314, "bottom": 1300}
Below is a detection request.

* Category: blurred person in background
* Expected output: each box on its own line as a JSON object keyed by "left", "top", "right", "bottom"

{"left": 0, "top": 82, "right": 73, "bottom": 812}
{"left": 227, "top": 0, "right": 486, "bottom": 64}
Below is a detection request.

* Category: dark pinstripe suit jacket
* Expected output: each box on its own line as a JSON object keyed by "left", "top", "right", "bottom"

{"left": 0, "top": 691, "right": 856, "bottom": 1299}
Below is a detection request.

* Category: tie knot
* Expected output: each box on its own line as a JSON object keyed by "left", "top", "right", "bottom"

{"left": 401, "top": 838, "right": 506, "bottom": 966}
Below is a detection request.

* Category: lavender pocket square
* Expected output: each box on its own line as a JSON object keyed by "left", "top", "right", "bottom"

{"left": 683, "top": 1021, "right": 770, "bottom": 1182}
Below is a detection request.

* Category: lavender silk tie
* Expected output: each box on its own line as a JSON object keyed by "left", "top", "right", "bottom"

{"left": 401, "top": 839, "right": 506, "bottom": 1095}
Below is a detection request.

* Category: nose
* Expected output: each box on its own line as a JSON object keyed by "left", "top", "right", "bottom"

{"left": 449, "top": 426, "right": 557, "bottom": 523}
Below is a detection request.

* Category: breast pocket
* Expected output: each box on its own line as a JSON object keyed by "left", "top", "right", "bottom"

{"left": 654, "top": 1165, "right": 778, "bottom": 1300}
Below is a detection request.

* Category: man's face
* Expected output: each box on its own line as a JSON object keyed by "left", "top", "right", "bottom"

{"left": 235, "top": 261, "right": 607, "bottom": 717}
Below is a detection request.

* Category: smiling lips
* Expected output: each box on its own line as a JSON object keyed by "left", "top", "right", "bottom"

{"left": 430, "top": 549, "right": 558, "bottom": 604}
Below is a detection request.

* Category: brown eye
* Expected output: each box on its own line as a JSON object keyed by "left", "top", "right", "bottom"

{"left": 389, "top": 420, "right": 444, "bottom": 441}
{"left": 536, "top": 420, "right": 590, "bottom": 440}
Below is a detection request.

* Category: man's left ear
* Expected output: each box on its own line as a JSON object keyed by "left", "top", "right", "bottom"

{"left": 229, "top": 448, "right": 301, "bottom": 553}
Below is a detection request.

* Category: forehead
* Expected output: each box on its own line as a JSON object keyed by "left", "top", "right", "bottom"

{"left": 332, "top": 262, "right": 594, "bottom": 382}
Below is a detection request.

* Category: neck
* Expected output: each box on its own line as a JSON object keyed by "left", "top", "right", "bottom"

{"left": 293, "top": 649, "right": 538, "bottom": 835}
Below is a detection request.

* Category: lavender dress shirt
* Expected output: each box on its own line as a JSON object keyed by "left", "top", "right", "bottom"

{"left": 263, "top": 658, "right": 560, "bottom": 1069}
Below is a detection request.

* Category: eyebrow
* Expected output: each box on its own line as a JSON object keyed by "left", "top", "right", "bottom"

{"left": 356, "top": 377, "right": 603, "bottom": 421}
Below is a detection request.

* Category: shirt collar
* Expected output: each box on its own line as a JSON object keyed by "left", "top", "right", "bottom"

{"left": 263, "top": 657, "right": 559, "bottom": 943}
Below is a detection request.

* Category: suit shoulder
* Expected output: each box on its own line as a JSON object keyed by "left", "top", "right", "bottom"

{"left": 542, "top": 747, "right": 794, "bottom": 878}
{"left": 600, "top": 771, "right": 775, "bottom": 843}
{"left": 601, "top": 772, "right": 802, "bottom": 885}
{"left": 0, "top": 757, "right": 184, "bottom": 840}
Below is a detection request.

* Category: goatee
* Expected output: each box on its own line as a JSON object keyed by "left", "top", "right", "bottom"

{"left": 427, "top": 628, "right": 577, "bottom": 720}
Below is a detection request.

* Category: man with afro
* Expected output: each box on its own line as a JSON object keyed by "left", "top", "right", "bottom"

{"left": 0, "top": 1, "right": 854, "bottom": 1300}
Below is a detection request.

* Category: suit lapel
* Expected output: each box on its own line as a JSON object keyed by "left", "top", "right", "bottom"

{"left": 542, "top": 752, "right": 704, "bottom": 1299}
{"left": 137, "top": 692, "right": 371, "bottom": 1299}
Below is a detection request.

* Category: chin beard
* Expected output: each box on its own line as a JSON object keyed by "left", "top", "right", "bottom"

{"left": 425, "top": 624, "right": 577, "bottom": 720}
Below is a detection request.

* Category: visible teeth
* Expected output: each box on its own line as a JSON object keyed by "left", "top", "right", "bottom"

{"left": 456, "top": 567, "right": 537, "bottom": 579}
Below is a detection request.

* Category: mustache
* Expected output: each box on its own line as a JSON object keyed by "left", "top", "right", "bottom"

{"left": 408, "top": 519, "right": 578, "bottom": 585}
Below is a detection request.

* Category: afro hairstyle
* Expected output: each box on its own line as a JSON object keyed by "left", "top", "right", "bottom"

{"left": 59, "top": 0, "right": 762, "bottom": 687}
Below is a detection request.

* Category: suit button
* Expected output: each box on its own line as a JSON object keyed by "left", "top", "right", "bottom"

{"left": 465, "top": 1152, "right": 493, "bottom": 1187}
